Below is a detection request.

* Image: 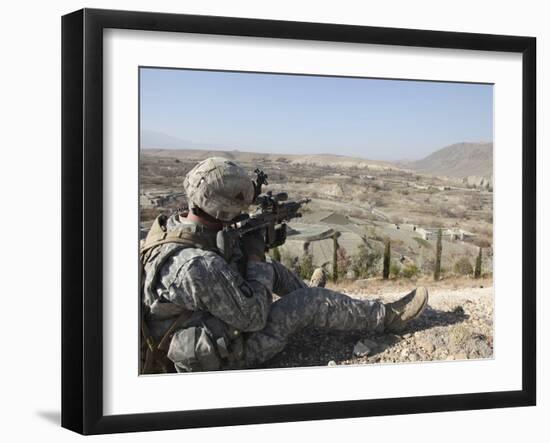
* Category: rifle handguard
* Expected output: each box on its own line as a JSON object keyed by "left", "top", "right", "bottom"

{"left": 270, "top": 224, "right": 287, "bottom": 249}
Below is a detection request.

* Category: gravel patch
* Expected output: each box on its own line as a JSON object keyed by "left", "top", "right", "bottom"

{"left": 262, "top": 284, "right": 494, "bottom": 369}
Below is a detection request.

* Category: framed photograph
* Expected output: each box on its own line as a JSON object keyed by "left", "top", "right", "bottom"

{"left": 61, "top": 8, "right": 536, "bottom": 435}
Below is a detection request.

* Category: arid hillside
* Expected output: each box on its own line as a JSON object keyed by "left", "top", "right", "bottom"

{"left": 405, "top": 142, "right": 493, "bottom": 180}
{"left": 140, "top": 147, "right": 494, "bottom": 281}
{"left": 140, "top": 146, "right": 495, "bottom": 369}
{"left": 142, "top": 148, "right": 395, "bottom": 170}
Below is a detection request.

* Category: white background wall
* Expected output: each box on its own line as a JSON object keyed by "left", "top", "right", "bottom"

{"left": 0, "top": 0, "right": 546, "bottom": 441}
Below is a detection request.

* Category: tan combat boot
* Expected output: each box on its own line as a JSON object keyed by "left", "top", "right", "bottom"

{"left": 384, "top": 287, "right": 429, "bottom": 333}
{"left": 309, "top": 268, "right": 327, "bottom": 288}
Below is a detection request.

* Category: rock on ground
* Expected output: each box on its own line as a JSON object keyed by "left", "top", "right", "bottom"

{"left": 261, "top": 283, "right": 493, "bottom": 369}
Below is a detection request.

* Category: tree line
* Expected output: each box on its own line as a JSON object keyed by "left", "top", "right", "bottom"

{"left": 273, "top": 227, "right": 485, "bottom": 282}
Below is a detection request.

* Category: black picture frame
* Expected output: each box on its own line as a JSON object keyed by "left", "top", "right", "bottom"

{"left": 61, "top": 8, "right": 536, "bottom": 435}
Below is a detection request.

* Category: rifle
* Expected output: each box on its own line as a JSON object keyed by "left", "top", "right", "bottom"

{"left": 216, "top": 168, "right": 310, "bottom": 262}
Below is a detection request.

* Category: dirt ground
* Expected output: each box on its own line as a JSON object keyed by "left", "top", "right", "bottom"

{"left": 260, "top": 277, "right": 494, "bottom": 369}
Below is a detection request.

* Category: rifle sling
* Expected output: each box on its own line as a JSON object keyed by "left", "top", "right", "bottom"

{"left": 157, "top": 309, "right": 194, "bottom": 352}
{"left": 140, "top": 308, "right": 193, "bottom": 373}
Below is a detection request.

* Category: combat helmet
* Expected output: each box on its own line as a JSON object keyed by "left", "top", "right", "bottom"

{"left": 183, "top": 157, "right": 255, "bottom": 222}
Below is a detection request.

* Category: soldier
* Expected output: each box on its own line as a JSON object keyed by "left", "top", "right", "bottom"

{"left": 140, "top": 157, "right": 428, "bottom": 374}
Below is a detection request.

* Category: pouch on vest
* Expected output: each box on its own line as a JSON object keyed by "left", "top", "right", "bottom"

{"left": 166, "top": 314, "right": 244, "bottom": 372}
{"left": 168, "top": 326, "right": 221, "bottom": 372}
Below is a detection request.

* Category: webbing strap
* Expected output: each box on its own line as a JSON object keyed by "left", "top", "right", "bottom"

{"left": 140, "top": 315, "right": 170, "bottom": 374}
{"left": 140, "top": 308, "right": 194, "bottom": 373}
{"left": 140, "top": 215, "right": 217, "bottom": 258}
{"left": 157, "top": 309, "right": 194, "bottom": 351}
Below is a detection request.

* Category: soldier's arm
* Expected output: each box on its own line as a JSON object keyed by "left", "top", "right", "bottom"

{"left": 175, "top": 254, "right": 274, "bottom": 332}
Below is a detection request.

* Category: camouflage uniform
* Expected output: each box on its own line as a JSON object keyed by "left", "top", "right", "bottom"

{"left": 142, "top": 215, "right": 385, "bottom": 372}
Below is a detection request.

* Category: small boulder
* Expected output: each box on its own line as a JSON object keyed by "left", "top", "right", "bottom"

{"left": 353, "top": 340, "right": 374, "bottom": 357}
{"left": 420, "top": 341, "right": 436, "bottom": 353}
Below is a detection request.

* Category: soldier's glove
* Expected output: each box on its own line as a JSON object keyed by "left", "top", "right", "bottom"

{"left": 241, "top": 230, "right": 267, "bottom": 262}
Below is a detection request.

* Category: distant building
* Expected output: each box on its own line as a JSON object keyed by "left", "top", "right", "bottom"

{"left": 416, "top": 227, "right": 476, "bottom": 242}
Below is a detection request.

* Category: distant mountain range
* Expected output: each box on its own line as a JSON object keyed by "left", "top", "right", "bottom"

{"left": 141, "top": 130, "right": 395, "bottom": 169}
{"left": 143, "top": 147, "right": 394, "bottom": 170}
{"left": 142, "top": 131, "right": 493, "bottom": 180}
{"left": 401, "top": 142, "right": 493, "bottom": 179}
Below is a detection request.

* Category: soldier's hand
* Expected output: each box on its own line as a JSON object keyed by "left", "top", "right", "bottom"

{"left": 241, "top": 230, "right": 266, "bottom": 262}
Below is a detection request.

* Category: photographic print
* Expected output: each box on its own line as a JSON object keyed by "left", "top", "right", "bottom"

{"left": 62, "top": 9, "right": 536, "bottom": 433}
{"left": 139, "top": 67, "right": 494, "bottom": 374}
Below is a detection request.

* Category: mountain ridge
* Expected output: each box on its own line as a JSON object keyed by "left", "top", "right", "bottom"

{"left": 142, "top": 147, "right": 396, "bottom": 170}
{"left": 403, "top": 142, "right": 493, "bottom": 179}
{"left": 142, "top": 139, "right": 493, "bottom": 179}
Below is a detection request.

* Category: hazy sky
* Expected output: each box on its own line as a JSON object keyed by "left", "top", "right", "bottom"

{"left": 140, "top": 67, "right": 493, "bottom": 161}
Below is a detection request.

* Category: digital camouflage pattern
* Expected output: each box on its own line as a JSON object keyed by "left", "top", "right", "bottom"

{"left": 183, "top": 157, "right": 256, "bottom": 221}
{"left": 142, "top": 215, "right": 386, "bottom": 372}
{"left": 243, "top": 286, "right": 386, "bottom": 366}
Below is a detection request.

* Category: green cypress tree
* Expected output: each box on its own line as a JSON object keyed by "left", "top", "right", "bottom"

{"left": 474, "top": 246, "right": 482, "bottom": 279}
{"left": 434, "top": 228, "right": 442, "bottom": 281}
{"left": 332, "top": 232, "right": 339, "bottom": 282}
{"left": 383, "top": 238, "right": 390, "bottom": 280}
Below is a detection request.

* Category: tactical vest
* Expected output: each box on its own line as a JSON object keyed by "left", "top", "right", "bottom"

{"left": 139, "top": 214, "right": 219, "bottom": 374}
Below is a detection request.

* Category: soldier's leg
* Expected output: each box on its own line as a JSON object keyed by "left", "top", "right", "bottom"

{"left": 267, "top": 257, "right": 308, "bottom": 296}
{"left": 244, "top": 287, "right": 385, "bottom": 366}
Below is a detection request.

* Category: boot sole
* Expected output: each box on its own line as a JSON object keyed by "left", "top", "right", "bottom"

{"left": 386, "top": 287, "right": 429, "bottom": 333}
{"left": 409, "top": 287, "right": 429, "bottom": 321}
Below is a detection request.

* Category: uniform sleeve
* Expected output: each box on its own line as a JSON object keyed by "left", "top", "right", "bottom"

{"left": 171, "top": 254, "right": 275, "bottom": 332}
